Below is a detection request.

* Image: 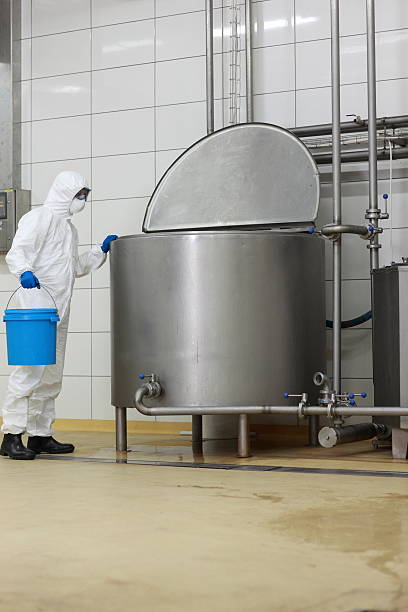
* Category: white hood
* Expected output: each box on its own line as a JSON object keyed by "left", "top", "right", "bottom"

{"left": 43, "top": 171, "right": 90, "bottom": 218}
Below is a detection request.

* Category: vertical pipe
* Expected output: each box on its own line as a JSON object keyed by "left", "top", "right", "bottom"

{"left": 330, "top": 0, "right": 342, "bottom": 395}
{"left": 245, "top": 0, "right": 253, "bottom": 122}
{"left": 308, "top": 415, "right": 320, "bottom": 447}
{"left": 201, "top": 0, "right": 214, "bottom": 445}
{"left": 192, "top": 414, "right": 203, "bottom": 454}
{"left": 237, "top": 414, "right": 251, "bottom": 458}
{"left": 206, "top": 0, "right": 215, "bottom": 134}
{"left": 0, "top": 0, "right": 21, "bottom": 189}
{"left": 366, "top": 0, "right": 379, "bottom": 271}
{"left": 115, "top": 407, "right": 127, "bottom": 452}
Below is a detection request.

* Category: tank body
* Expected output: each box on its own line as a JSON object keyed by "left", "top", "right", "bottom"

{"left": 110, "top": 231, "right": 326, "bottom": 413}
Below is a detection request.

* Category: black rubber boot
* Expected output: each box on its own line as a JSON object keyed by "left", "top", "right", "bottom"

{"left": 27, "top": 436, "right": 75, "bottom": 455}
{"left": 0, "top": 434, "right": 36, "bottom": 460}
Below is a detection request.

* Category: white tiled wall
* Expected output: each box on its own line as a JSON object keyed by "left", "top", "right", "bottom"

{"left": 3, "top": 0, "right": 408, "bottom": 422}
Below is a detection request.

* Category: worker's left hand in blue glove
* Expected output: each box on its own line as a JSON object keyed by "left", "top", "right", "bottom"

{"left": 101, "top": 235, "right": 118, "bottom": 253}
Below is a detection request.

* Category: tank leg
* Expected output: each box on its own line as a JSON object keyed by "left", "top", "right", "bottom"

{"left": 308, "top": 415, "right": 320, "bottom": 447}
{"left": 237, "top": 414, "right": 251, "bottom": 458}
{"left": 115, "top": 407, "right": 128, "bottom": 452}
{"left": 192, "top": 415, "right": 203, "bottom": 454}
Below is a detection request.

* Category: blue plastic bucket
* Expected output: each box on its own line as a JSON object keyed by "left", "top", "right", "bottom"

{"left": 4, "top": 308, "right": 60, "bottom": 365}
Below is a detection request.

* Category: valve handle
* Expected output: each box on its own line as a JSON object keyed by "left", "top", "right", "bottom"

{"left": 306, "top": 227, "right": 315, "bottom": 234}
{"left": 383, "top": 193, "right": 389, "bottom": 199}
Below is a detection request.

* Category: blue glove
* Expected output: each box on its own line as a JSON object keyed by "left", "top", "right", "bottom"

{"left": 20, "top": 271, "right": 40, "bottom": 289}
{"left": 101, "top": 235, "right": 118, "bottom": 253}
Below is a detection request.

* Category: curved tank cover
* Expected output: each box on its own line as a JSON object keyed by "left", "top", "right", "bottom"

{"left": 143, "top": 123, "right": 320, "bottom": 232}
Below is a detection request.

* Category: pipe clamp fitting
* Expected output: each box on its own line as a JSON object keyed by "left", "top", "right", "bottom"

{"left": 144, "top": 381, "right": 162, "bottom": 399}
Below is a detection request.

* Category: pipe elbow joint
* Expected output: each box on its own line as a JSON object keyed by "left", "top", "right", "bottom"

{"left": 135, "top": 381, "right": 163, "bottom": 415}
{"left": 313, "top": 371, "right": 330, "bottom": 391}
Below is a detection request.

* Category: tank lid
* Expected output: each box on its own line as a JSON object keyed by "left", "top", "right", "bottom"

{"left": 143, "top": 123, "right": 320, "bottom": 233}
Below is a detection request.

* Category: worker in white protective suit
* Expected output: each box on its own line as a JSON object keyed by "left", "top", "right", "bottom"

{"left": 0, "top": 171, "right": 118, "bottom": 460}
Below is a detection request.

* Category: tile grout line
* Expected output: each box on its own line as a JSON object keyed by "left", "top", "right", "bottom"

{"left": 23, "top": 16, "right": 408, "bottom": 43}
{"left": 24, "top": 2, "right": 285, "bottom": 44}
{"left": 22, "top": 73, "right": 408, "bottom": 125}
{"left": 90, "top": 0, "right": 93, "bottom": 419}
{"left": 293, "top": 0, "right": 297, "bottom": 127}
{"left": 154, "top": 0, "right": 157, "bottom": 187}
{"left": 29, "top": 0, "right": 33, "bottom": 174}
{"left": 153, "top": 0, "right": 157, "bottom": 423}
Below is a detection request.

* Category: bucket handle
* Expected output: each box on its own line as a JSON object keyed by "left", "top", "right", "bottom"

{"left": 6, "top": 285, "right": 58, "bottom": 312}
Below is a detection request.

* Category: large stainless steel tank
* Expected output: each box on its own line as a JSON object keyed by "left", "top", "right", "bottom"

{"left": 110, "top": 231, "right": 326, "bottom": 417}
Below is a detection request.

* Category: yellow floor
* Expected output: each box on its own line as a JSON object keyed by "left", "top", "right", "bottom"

{"left": 1, "top": 430, "right": 408, "bottom": 612}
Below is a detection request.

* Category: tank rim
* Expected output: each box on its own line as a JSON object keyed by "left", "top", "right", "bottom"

{"left": 116, "top": 230, "right": 321, "bottom": 240}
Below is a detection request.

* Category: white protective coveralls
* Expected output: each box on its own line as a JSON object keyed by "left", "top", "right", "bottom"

{"left": 2, "top": 171, "right": 106, "bottom": 436}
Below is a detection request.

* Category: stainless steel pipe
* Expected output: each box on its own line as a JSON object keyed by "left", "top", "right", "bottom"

{"left": 200, "top": 0, "right": 215, "bottom": 443}
{"left": 192, "top": 415, "right": 203, "bottom": 454}
{"left": 291, "top": 115, "right": 408, "bottom": 138}
{"left": 115, "top": 407, "right": 127, "bottom": 452}
{"left": 238, "top": 414, "right": 251, "bottom": 457}
{"left": 318, "top": 423, "right": 388, "bottom": 448}
{"left": 206, "top": 0, "right": 215, "bottom": 134}
{"left": 308, "top": 416, "right": 320, "bottom": 447}
{"left": 330, "top": 0, "right": 342, "bottom": 395}
{"left": 135, "top": 385, "right": 408, "bottom": 419}
{"left": 245, "top": 0, "right": 253, "bottom": 122}
{"left": 366, "top": 0, "right": 379, "bottom": 271}
{"left": 321, "top": 224, "right": 371, "bottom": 238}
{"left": 314, "top": 146, "right": 408, "bottom": 165}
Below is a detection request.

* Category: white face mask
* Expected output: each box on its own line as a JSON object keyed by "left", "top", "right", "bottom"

{"left": 69, "top": 197, "right": 86, "bottom": 215}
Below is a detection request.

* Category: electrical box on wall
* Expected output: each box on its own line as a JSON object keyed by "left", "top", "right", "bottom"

{"left": 0, "top": 190, "right": 31, "bottom": 253}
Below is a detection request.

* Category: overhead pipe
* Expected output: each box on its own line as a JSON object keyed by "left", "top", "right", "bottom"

{"left": 330, "top": 0, "right": 342, "bottom": 396}
{"left": 291, "top": 115, "right": 408, "bottom": 139}
{"left": 366, "top": 0, "right": 380, "bottom": 271}
{"left": 314, "top": 146, "right": 408, "bottom": 165}
{"left": 206, "top": 0, "right": 215, "bottom": 134}
{"left": 245, "top": 0, "right": 254, "bottom": 122}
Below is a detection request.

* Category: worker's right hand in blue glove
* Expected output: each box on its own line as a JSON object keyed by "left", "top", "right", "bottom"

{"left": 101, "top": 235, "right": 118, "bottom": 253}
{"left": 20, "top": 271, "right": 40, "bottom": 289}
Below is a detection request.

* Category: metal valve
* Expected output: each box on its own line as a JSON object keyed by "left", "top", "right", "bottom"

{"left": 138, "top": 373, "right": 162, "bottom": 399}
{"left": 379, "top": 193, "right": 390, "bottom": 220}
{"left": 283, "top": 392, "right": 308, "bottom": 418}
{"left": 283, "top": 393, "right": 307, "bottom": 400}
{"left": 138, "top": 373, "right": 159, "bottom": 383}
